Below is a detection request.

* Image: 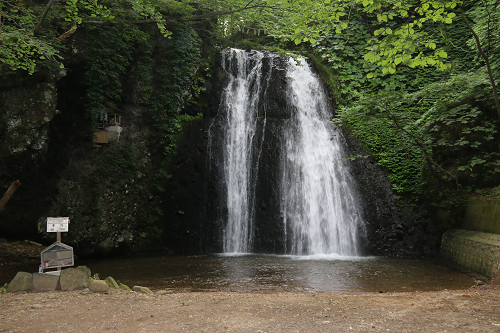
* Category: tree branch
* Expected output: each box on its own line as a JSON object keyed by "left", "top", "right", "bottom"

{"left": 459, "top": 4, "right": 500, "bottom": 122}
{"left": 33, "top": 0, "right": 55, "bottom": 34}
{"left": 0, "top": 180, "right": 21, "bottom": 213}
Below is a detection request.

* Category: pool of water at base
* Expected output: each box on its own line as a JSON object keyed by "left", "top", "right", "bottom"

{"left": 0, "top": 254, "right": 477, "bottom": 293}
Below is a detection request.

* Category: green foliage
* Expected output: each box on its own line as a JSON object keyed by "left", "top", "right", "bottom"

{"left": 0, "top": 0, "right": 235, "bottom": 74}
{"left": 0, "top": 1, "right": 59, "bottom": 73}
{"left": 265, "top": 0, "right": 462, "bottom": 74}
{"left": 90, "top": 147, "right": 139, "bottom": 227}
{"left": 148, "top": 27, "right": 202, "bottom": 154}
{"left": 83, "top": 25, "right": 147, "bottom": 127}
{"left": 334, "top": 91, "right": 425, "bottom": 199}
{"left": 465, "top": 0, "right": 500, "bottom": 68}
{"left": 310, "top": 1, "right": 500, "bottom": 208}
{"left": 335, "top": 67, "right": 500, "bottom": 204}
{"left": 0, "top": 0, "right": 119, "bottom": 73}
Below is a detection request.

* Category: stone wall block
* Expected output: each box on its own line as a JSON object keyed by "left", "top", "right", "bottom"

{"left": 32, "top": 273, "right": 60, "bottom": 292}
{"left": 7, "top": 272, "right": 33, "bottom": 292}
{"left": 60, "top": 266, "right": 91, "bottom": 291}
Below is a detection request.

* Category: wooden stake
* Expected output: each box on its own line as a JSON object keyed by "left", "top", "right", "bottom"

{"left": 57, "top": 231, "right": 61, "bottom": 271}
{"left": 0, "top": 180, "right": 21, "bottom": 213}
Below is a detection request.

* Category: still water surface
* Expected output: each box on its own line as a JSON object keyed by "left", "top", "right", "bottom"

{"left": 66, "top": 255, "right": 476, "bottom": 292}
{"left": 1, "top": 254, "right": 475, "bottom": 293}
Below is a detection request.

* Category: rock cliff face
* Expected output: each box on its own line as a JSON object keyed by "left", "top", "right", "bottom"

{"left": 0, "top": 64, "right": 155, "bottom": 255}
{"left": 0, "top": 47, "right": 442, "bottom": 258}
{"left": 0, "top": 30, "right": 184, "bottom": 255}
{"left": 0, "top": 70, "right": 64, "bottom": 239}
{"left": 159, "top": 49, "right": 442, "bottom": 257}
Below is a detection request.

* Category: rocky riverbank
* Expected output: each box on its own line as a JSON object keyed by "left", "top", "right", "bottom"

{"left": 0, "top": 239, "right": 44, "bottom": 267}
{"left": 1, "top": 285, "right": 500, "bottom": 332}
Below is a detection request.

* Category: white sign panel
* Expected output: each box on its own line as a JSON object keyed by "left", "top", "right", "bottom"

{"left": 46, "top": 217, "right": 69, "bottom": 232}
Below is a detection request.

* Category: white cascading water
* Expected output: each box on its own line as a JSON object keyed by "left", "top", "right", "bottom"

{"left": 219, "top": 48, "right": 363, "bottom": 256}
{"left": 280, "top": 58, "right": 363, "bottom": 256}
{"left": 219, "top": 49, "right": 268, "bottom": 253}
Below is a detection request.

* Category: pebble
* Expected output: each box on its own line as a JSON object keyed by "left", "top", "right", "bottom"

{"left": 31, "top": 304, "right": 43, "bottom": 309}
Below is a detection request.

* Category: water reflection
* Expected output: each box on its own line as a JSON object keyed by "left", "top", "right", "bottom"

{"left": 0, "top": 254, "right": 475, "bottom": 293}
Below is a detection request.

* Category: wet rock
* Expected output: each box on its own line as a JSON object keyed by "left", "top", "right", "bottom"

{"left": 7, "top": 272, "right": 33, "bottom": 292}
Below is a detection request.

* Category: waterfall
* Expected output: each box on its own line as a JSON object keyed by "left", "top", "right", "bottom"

{"left": 280, "top": 58, "right": 363, "bottom": 256}
{"left": 213, "top": 48, "right": 364, "bottom": 256}
{"left": 218, "top": 49, "right": 269, "bottom": 253}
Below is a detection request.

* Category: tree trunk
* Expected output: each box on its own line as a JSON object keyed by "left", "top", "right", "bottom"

{"left": 0, "top": 180, "right": 21, "bottom": 213}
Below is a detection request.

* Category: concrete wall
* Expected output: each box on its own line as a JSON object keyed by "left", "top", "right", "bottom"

{"left": 462, "top": 200, "right": 500, "bottom": 234}
{"left": 441, "top": 229, "right": 500, "bottom": 278}
{"left": 441, "top": 200, "right": 500, "bottom": 279}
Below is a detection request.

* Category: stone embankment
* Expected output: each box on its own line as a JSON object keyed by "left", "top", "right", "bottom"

{"left": 441, "top": 200, "right": 500, "bottom": 279}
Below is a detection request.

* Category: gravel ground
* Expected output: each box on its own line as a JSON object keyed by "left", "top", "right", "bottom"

{"left": 1, "top": 285, "right": 499, "bottom": 332}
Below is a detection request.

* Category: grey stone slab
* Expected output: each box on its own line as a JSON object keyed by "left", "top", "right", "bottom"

{"left": 7, "top": 272, "right": 33, "bottom": 292}
{"left": 32, "top": 273, "right": 60, "bottom": 292}
{"left": 60, "top": 266, "right": 91, "bottom": 291}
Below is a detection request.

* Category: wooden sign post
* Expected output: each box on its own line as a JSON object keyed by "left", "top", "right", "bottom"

{"left": 46, "top": 217, "right": 69, "bottom": 271}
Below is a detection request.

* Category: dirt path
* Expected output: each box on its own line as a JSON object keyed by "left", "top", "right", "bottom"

{"left": 1, "top": 285, "right": 499, "bottom": 332}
